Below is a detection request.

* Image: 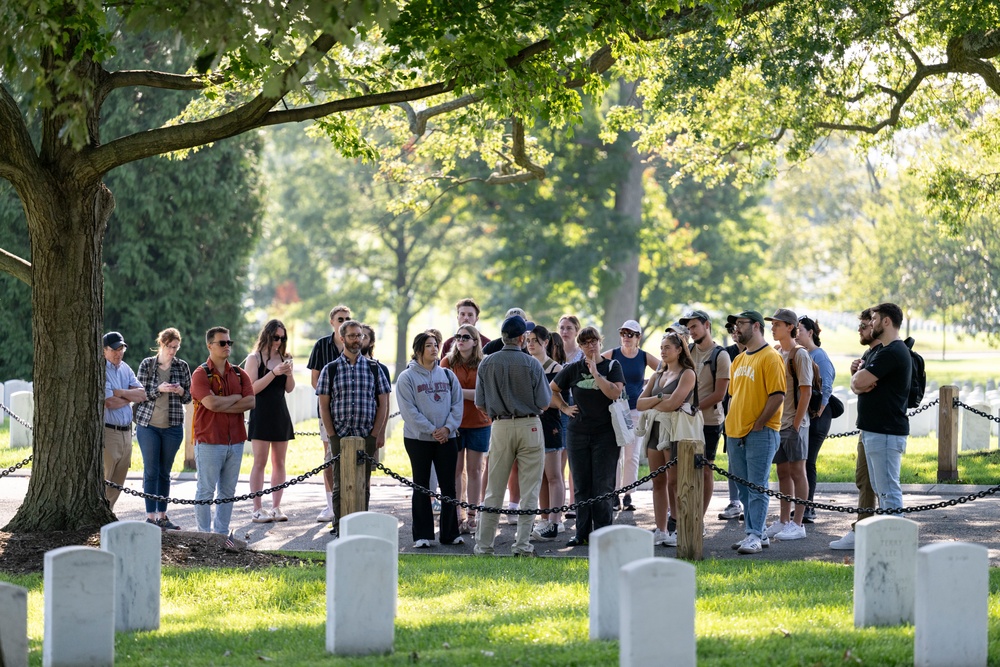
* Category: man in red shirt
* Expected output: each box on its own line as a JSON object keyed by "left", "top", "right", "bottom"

{"left": 190, "top": 326, "right": 255, "bottom": 534}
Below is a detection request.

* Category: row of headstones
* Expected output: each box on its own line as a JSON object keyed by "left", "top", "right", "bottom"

{"left": 0, "top": 512, "right": 401, "bottom": 667}
{"left": 827, "top": 385, "right": 999, "bottom": 450}
{"left": 0, "top": 514, "right": 988, "bottom": 667}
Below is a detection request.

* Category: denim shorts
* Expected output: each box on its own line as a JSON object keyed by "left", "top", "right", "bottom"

{"left": 457, "top": 425, "right": 491, "bottom": 453}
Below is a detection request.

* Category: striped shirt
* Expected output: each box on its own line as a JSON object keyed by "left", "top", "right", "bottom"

{"left": 316, "top": 355, "right": 391, "bottom": 437}
{"left": 134, "top": 356, "right": 193, "bottom": 427}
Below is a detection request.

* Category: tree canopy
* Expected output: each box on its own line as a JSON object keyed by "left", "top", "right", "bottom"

{"left": 1, "top": 0, "right": 998, "bottom": 531}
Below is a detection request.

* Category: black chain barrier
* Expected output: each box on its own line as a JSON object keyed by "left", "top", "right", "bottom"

{"left": 101, "top": 453, "right": 341, "bottom": 505}
{"left": 5, "top": 398, "right": 1000, "bottom": 517}
{"left": 708, "top": 463, "right": 1000, "bottom": 515}
{"left": 362, "top": 450, "right": 677, "bottom": 516}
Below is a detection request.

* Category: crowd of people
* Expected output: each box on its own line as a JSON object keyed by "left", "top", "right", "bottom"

{"left": 100, "top": 297, "right": 913, "bottom": 554}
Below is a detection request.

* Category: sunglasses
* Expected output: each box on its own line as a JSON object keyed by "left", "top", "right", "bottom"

{"left": 272, "top": 335, "right": 287, "bottom": 342}
{"left": 619, "top": 331, "right": 639, "bottom": 339}
{"left": 453, "top": 334, "right": 474, "bottom": 342}
{"left": 212, "top": 340, "right": 234, "bottom": 347}
{"left": 334, "top": 316, "right": 349, "bottom": 323}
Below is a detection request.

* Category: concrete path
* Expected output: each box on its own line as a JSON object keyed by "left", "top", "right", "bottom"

{"left": 2, "top": 472, "right": 999, "bottom": 564}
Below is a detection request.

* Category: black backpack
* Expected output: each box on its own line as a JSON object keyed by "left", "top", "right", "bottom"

{"left": 903, "top": 337, "right": 926, "bottom": 408}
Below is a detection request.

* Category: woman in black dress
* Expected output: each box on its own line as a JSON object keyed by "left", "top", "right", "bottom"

{"left": 245, "top": 319, "right": 295, "bottom": 523}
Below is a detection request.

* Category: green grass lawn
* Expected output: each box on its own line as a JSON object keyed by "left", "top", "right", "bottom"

{"left": 2, "top": 556, "right": 1000, "bottom": 666}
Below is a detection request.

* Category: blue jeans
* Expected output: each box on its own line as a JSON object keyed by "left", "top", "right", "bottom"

{"left": 136, "top": 424, "right": 183, "bottom": 514}
{"left": 727, "top": 428, "right": 779, "bottom": 537}
{"left": 861, "top": 431, "right": 907, "bottom": 510}
{"left": 195, "top": 442, "right": 244, "bottom": 534}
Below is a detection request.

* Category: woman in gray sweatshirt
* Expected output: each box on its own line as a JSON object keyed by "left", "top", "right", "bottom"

{"left": 396, "top": 331, "right": 464, "bottom": 547}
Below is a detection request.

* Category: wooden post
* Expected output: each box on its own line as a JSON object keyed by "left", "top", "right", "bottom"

{"left": 676, "top": 439, "right": 704, "bottom": 561}
{"left": 938, "top": 385, "right": 958, "bottom": 482}
{"left": 340, "top": 436, "right": 367, "bottom": 518}
{"left": 183, "top": 403, "right": 196, "bottom": 469}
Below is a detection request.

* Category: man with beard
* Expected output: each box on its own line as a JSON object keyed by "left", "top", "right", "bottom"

{"left": 830, "top": 308, "right": 880, "bottom": 550}
{"left": 316, "top": 319, "right": 391, "bottom": 535}
{"left": 850, "top": 303, "right": 911, "bottom": 510}
{"left": 724, "top": 310, "right": 786, "bottom": 555}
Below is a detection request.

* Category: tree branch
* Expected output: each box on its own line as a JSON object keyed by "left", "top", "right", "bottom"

{"left": 105, "top": 69, "right": 226, "bottom": 91}
{"left": 84, "top": 31, "right": 341, "bottom": 177}
{"left": 0, "top": 248, "right": 32, "bottom": 287}
{"left": 0, "top": 84, "right": 41, "bottom": 187}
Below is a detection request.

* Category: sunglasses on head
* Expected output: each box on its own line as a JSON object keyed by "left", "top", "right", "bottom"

{"left": 453, "top": 334, "right": 474, "bottom": 342}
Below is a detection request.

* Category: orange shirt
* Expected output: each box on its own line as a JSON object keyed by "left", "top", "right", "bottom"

{"left": 190, "top": 358, "right": 254, "bottom": 445}
{"left": 440, "top": 358, "right": 491, "bottom": 429}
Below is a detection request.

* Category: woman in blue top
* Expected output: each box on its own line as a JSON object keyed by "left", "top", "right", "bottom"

{"left": 602, "top": 319, "right": 659, "bottom": 511}
{"left": 796, "top": 316, "right": 836, "bottom": 524}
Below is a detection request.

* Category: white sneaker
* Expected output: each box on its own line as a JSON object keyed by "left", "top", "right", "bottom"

{"left": 733, "top": 534, "right": 770, "bottom": 549}
{"left": 830, "top": 530, "right": 856, "bottom": 550}
{"left": 414, "top": 539, "right": 432, "bottom": 548}
{"left": 653, "top": 529, "right": 670, "bottom": 546}
{"left": 555, "top": 521, "right": 566, "bottom": 534}
{"left": 718, "top": 501, "right": 743, "bottom": 520}
{"left": 764, "top": 521, "right": 788, "bottom": 538}
{"left": 506, "top": 504, "right": 519, "bottom": 524}
{"left": 737, "top": 534, "right": 763, "bottom": 554}
{"left": 316, "top": 507, "right": 336, "bottom": 523}
{"left": 661, "top": 531, "right": 677, "bottom": 547}
{"left": 251, "top": 509, "right": 273, "bottom": 523}
{"left": 775, "top": 522, "right": 807, "bottom": 541}
{"left": 270, "top": 507, "right": 287, "bottom": 522}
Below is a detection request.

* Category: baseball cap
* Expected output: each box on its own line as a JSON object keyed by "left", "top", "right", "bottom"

{"left": 764, "top": 308, "right": 798, "bottom": 325}
{"left": 678, "top": 310, "right": 710, "bottom": 325}
{"left": 619, "top": 319, "right": 641, "bottom": 334}
{"left": 665, "top": 322, "right": 690, "bottom": 337}
{"left": 726, "top": 310, "right": 765, "bottom": 328}
{"left": 103, "top": 331, "right": 127, "bottom": 350}
{"left": 500, "top": 315, "right": 528, "bottom": 338}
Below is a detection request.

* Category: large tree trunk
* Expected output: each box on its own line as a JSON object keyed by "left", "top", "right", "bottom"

{"left": 5, "top": 178, "right": 117, "bottom": 532}
{"left": 601, "top": 79, "right": 644, "bottom": 338}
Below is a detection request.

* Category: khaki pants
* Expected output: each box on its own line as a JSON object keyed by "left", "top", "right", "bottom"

{"left": 852, "top": 438, "right": 877, "bottom": 529}
{"left": 103, "top": 426, "right": 133, "bottom": 509}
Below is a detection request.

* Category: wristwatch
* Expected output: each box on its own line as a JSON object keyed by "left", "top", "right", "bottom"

{"left": 657, "top": 392, "right": 663, "bottom": 400}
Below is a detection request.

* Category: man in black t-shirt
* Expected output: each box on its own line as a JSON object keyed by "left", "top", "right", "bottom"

{"left": 850, "top": 302, "right": 911, "bottom": 511}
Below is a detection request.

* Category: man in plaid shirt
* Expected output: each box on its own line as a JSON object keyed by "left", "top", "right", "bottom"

{"left": 316, "top": 319, "right": 391, "bottom": 534}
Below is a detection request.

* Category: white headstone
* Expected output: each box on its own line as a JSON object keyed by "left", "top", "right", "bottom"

{"left": 909, "top": 399, "right": 933, "bottom": 437}
{"left": 2, "top": 379, "right": 31, "bottom": 427}
{"left": 0, "top": 582, "right": 28, "bottom": 667}
{"left": 914, "top": 542, "right": 988, "bottom": 667}
{"left": 340, "top": 512, "right": 400, "bottom": 614}
{"left": 961, "top": 402, "right": 991, "bottom": 451}
{"left": 326, "top": 535, "right": 395, "bottom": 656}
{"left": 991, "top": 400, "right": 1000, "bottom": 438}
{"left": 44, "top": 546, "right": 115, "bottom": 667}
{"left": 853, "top": 516, "right": 918, "bottom": 627}
{"left": 846, "top": 398, "right": 858, "bottom": 435}
{"left": 620, "top": 558, "right": 695, "bottom": 667}
{"left": 589, "top": 525, "right": 654, "bottom": 640}
{"left": 9, "top": 391, "right": 33, "bottom": 448}
{"left": 101, "top": 520, "right": 162, "bottom": 631}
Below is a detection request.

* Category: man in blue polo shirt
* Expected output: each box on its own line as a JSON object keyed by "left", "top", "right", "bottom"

{"left": 103, "top": 331, "right": 145, "bottom": 510}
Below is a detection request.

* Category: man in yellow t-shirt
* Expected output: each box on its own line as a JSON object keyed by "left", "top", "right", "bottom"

{"left": 724, "top": 310, "right": 786, "bottom": 554}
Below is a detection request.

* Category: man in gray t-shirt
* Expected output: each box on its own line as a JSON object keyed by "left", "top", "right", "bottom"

{"left": 763, "top": 308, "right": 813, "bottom": 542}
